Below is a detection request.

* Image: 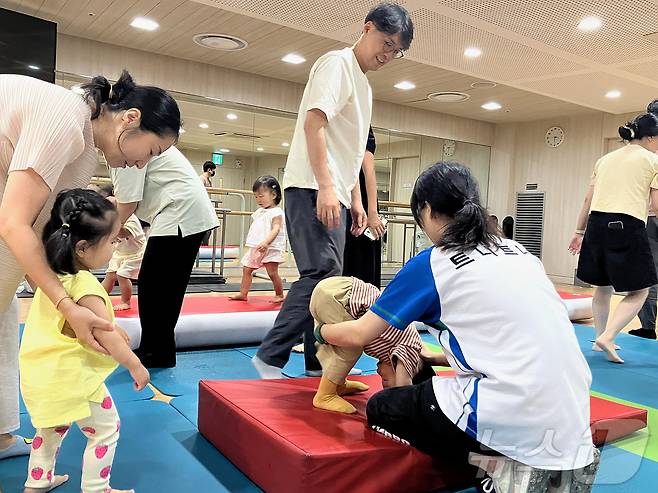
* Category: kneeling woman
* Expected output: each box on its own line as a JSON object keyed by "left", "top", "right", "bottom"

{"left": 317, "top": 162, "right": 598, "bottom": 491}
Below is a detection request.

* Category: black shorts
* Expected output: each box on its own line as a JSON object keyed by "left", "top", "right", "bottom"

{"left": 577, "top": 212, "right": 657, "bottom": 291}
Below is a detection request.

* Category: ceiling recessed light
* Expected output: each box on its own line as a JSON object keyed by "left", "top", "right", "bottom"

{"left": 394, "top": 81, "right": 416, "bottom": 90}
{"left": 199, "top": 123, "right": 209, "bottom": 129}
{"left": 605, "top": 90, "right": 621, "bottom": 99}
{"left": 578, "top": 16, "right": 602, "bottom": 32}
{"left": 179, "top": 127, "right": 186, "bottom": 134}
{"left": 130, "top": 17, "right": 159, "bottom": 31}
{"left": 464, "top": 47, "right": 482, "bottom": 58}
{"left": 71, "top": 85, "right": 84, "bottom": 95}
{"left": 281, "top": 142, "right": 290, "bottom": 147}
{"left": 28, "top": 65, "right": 40, "bottom": 70}
{"left": 282, "top": 53, "right": 306, "bottom": 64}
{"left": 226, "top": 113, "right": 238, "bottom": 120}
{"left": 256, "top": 147, "right": 264, "bottom": 152}
{"left": 481, "top": 102, "right": 502, "bottom": 111}
{"left": 219, "top": 148, "right": 230, "bottom": 153}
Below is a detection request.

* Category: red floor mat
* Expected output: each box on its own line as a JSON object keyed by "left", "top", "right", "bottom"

{"left": 199, "top": 375, "right": 645, "bottom": 493}
{"left": 113, "top": 295, "right": 281, "bottom": 317}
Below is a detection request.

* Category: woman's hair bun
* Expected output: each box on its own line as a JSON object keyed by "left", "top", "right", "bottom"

{"left": 109, "top": 70, "right": 137, "bottom": 104}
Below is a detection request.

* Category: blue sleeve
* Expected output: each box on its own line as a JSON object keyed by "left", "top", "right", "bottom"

{"left": 371, "top": 248, "right": 441, "bottom": 330}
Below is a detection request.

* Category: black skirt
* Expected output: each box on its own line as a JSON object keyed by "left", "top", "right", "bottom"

{"left": 577, "top": 212, "right": 657, "bottom": 291}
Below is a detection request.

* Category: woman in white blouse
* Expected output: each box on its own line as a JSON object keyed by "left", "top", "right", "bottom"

{"left": 0, "top": 70, "right": 180, "bottom": 459}
{"left": 111, "top": 146, "right": 219, "bottom": 368}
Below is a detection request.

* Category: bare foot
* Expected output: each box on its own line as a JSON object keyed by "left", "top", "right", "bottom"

{"left": 592, "top": 342, "right": 621, "bottom": 352}
{"left": 269, "top": 295, "right": 285, "bottom": 304}
{"left": 595, "top": 337, "right": 624, "bottom": 364}
{"left": 113, "top": 303, "right": 131, "bottom": 312}
{"left": 24, "top": 474, "right": 69, "bottom": 492}
{"left": 108, "top": 489, "right": 135, "bottom": 493}
{"left": 229, "top": 294, "right": 248, "bottom": 301}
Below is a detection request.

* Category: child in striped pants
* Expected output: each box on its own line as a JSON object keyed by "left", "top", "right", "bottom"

{"left": 310, "top": 276, "right": 445, "bottom": 414}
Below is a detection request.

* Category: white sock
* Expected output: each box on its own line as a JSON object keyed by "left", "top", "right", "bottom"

{"left": 252, "top": 355, "right": 283, "bottom": 379}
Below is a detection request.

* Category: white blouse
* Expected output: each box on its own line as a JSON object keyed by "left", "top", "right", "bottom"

{"left": 0, "top": 75, "right": 98, "bottom": 311}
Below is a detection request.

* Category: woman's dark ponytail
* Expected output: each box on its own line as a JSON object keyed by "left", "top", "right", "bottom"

{"left": 81, "top": 69, "right": 180, "bottom": 138}
{"left": 42, "top": 189, "right": 117, "bottom": 275}
{"left": 82, "top": 76, "right": 111, "bottom": 119}
{"left": 108, "top": 70, "right": 137, "bottom": 105}
{"left": 411, "top": 161, "right": 497, "bottom": 252}
{"left": 618, "top": 113, "right": 658, "bottom": 142}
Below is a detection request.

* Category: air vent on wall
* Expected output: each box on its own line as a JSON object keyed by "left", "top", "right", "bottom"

{"left": 515, "top": 191, "right": 545, "bottom": 258}
{"left": 526, "top": 183, "right": 538, "bottom": 190}
{"left": 427, "top": 91, "right": 470, "bottom": 103}
{"left": 193, "top": 34, "right": 248, "bottom": 51}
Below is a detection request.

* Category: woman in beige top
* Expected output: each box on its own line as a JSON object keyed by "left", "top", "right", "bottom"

{"left": 569, "top": 113, "right": 658, "bottom": 364}
{"left": 0, "top": 70, "right": 180, "bottom": 458}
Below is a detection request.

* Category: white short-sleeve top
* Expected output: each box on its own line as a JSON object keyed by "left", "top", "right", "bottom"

{"left": 111, "top": 146, "right": 219, "bottom": 237}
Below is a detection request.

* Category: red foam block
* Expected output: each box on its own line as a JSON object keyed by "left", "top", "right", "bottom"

{"left": 199, "top": 376, "right": 647, "bottom": 493}
{"left": 199, "top": 376, "right": 469, "bottom": 493}
{"left": 590, "top": 396, "right": 647, "bottom": 445}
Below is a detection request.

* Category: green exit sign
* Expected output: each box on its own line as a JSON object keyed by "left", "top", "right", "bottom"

{"left": 211, "top": 153, "right": 223, "bottom": 165}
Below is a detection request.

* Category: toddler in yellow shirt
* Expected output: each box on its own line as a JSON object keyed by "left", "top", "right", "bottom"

{"left": 20, "top": 189, "right": 149, "bottom": 493}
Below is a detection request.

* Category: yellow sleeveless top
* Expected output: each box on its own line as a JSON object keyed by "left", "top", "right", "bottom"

{"left": 19, "top": 270, "right": 118, "bottom": 428}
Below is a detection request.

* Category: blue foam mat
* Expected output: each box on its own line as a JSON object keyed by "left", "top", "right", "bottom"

{"left": 573, "top": 325, "right": 658, "bottom": 408}
{"left": 236, "top": 346, "right": 379, "bottom": 377}
{"left": 149, "top": 349, "right": 261, "bottom": 397}
{"left": 0, "top": 400, "right": 262, "bottom": 493}
{"left": 170, "top": 394, "right": 199, "bottom": 427}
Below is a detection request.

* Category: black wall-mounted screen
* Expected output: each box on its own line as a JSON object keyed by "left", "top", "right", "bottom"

{"left": 0, "top": 8, "right": 56, "bottom": 83}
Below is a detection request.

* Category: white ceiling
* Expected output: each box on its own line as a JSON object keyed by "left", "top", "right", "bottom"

{"left": 5, "top": 0, "right": 654, "bottom": 124}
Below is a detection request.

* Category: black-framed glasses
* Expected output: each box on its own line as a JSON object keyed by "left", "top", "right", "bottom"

{"left": 383, "top": 39, "right": 404, "bottom": 59}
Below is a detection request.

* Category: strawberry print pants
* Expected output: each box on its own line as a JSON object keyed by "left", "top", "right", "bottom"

{"left": 24, "top": 385, "right": 120, "bottom": 493}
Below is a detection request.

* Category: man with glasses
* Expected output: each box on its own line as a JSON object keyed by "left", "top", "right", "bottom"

{"left": 253, "top": 2, "right": 414, "bottom": 378}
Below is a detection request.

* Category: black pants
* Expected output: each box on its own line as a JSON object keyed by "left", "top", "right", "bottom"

{"left": 639, "top": 217, "right": 658, "bottom": 331}
{"left": 366, "top": 379, "right": 499, "bottom": 483}
{"left": 257, "top": 188, "right": 346, "bottom": 371}
{"left": 136, "top": 229, "right": 207, "bottom": 367}
{"left": 343, "top": 213, "right": 382, "bottom": 289}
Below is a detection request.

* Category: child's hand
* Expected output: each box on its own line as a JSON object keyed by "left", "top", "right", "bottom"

{"left": 256, "top": 242, "right": 268, "bottom": 253}
{"left": 130, "top": 364, "right": 150, "bottom": 391}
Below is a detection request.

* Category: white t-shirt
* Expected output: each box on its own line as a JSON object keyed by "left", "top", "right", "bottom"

{"left": 371, "top": 238, "right": 595, "bottom": 471}
{"left": 111, "top": 146, "right": 219, "bottom": 237}
{"left": 283, "top": 47, "right": 372, "bottom": 208}
{"left": 245, "top": 207, "right": 286, "bottom": 251}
